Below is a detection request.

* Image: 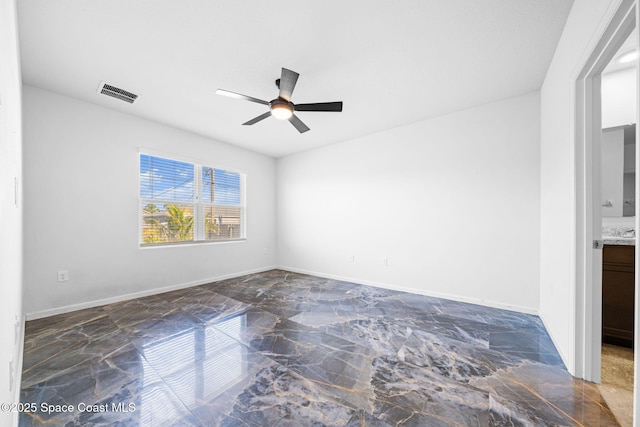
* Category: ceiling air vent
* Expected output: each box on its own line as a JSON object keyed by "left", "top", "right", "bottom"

{"left": 97, "top": 82, "right": 138, "bottom": 104}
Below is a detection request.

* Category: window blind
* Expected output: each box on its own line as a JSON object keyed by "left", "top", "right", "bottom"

{"left": 140, "top": 154, "right": 245, "bottom": 246}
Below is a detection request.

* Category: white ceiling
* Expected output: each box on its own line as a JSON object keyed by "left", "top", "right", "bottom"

{"left": 17, "top": 0, "right": 574, "bottom": 158}
{"left": 603, "top": 27, "right": 638, "bottom": 75}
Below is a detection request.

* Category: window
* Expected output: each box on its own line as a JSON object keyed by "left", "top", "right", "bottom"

{"left": 139, "top": 153, "right": 245, "bottom": 246}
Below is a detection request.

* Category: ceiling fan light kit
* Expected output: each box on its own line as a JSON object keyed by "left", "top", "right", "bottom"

{"left": 216, "top": 67, "right": 343, "bottom": 134}
{"left": 270, "top": 99, "right": 293, "bottom": 120}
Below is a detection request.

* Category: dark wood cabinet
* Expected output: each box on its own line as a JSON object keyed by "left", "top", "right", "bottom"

{"left": 602, "top": 244, "right": 635, "bottom": 348}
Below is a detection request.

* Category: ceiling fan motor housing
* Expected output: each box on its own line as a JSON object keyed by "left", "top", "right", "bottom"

{"left": 270, "top": 98, "right": 294, "bottom": 119}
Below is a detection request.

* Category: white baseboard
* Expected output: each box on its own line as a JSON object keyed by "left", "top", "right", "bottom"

{"left": 538, "top": 312, "right": 572, "bottom": 374}
{"left": 12, "top": 315, "right": 25, "bottom": 427}
{"left": 277, "top": 265, "right": 539, "bottom": 316}
{"left": 26, "top": 264, "right": 539, "bottom": 320}
{"left": 25, "top": 265, "right": 277, "bottom": 320}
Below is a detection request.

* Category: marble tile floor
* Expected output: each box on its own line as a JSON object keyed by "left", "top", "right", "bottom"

{"left": 20, "top": 269, "right": 619, "bottom": 426}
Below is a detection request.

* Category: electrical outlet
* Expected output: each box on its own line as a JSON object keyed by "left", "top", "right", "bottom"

{"left": 383, "top": 257, "right": 389, "bottom": 267}
{"left": 350, "top": 255, "right": 355, "bottom": 264}
{"left": 57, "top": 270, "right": 69, "bottom": 282}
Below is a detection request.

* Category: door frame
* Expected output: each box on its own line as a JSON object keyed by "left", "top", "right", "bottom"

{"left": 574, "top": 0, "right": 637, "bottom": 419}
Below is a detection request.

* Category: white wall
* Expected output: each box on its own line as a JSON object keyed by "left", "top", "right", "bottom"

{"left": 601, "top": 128, "right": 625, "bottom": 217}
{"left": 23, "top": 85, "right": 277, "bottom": 317}
{"left": 0, "top": 0, "right": 23, "bottom": 424}
{"left": 539, "top": 0, "right": 619, "bottom": 372}
{"left": 602, "top": 67, "right": 637, "bottom": 128}
{"left": 277, "top": 92, "right": 541, "bottom": 312}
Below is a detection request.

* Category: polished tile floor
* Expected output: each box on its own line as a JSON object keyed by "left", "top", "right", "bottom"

{"left": 20, "top": 270, "right": 618, "bottom": 426}
{"left": 598, "top": 344, "right": 634, "bottom": 426}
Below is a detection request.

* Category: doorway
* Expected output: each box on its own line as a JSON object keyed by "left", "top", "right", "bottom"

{"left": 575, "top": 0, "right": 638, "bottom": 424}
{"left": 599, "top": 39, "right": 637, "bottom": 423}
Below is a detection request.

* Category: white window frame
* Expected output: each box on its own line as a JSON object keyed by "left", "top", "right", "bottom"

{"left": 139, "top": 151, "right": 246, "bottom": 247}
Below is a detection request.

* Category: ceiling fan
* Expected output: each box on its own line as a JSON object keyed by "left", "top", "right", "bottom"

{"left": 216, "top": 68, "right": 343, "bottom": 133}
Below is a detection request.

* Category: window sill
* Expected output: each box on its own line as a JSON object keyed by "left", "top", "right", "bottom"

{"left": 139, "top": 238, "right": 247, "bottom": 249}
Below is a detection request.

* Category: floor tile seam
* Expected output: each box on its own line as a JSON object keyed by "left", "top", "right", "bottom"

{"left": 156, "top": 292, "right": 231, "bottom": 307}
{"left": 318, "top": 330, "right": 387, "bottom": 361}
{"left": 21, "top": 328, "right": 136, "bottom": 379}
{"left": 283, "top": 321, "right": 380, "bottom": 356}
{"left": 485, "top": 399, "right": 562, "bottom": 426}
{"left": 107, "top": 307, "right": 202, "bottom": 332}
{"left": 497, "top": 349, "right": 566, "bottom": 361}
{"left": 208, "top": 320, "right": 379, "bottom": 407}
{"left": 489, "top": 343, "right": 562, "bottom": 353}
{"left": 20, "top": 360, "right": 96, "bottom": 390}
{"left": 410, "top": 363, "right": 486, "bottom": 391}
{"left": 431, "top": 311, "right": 538, "bottom": 329}
{"left": 372, "top": 356, "right": 573, "bottom": 412}
{"left": 367, "top": 316, "right": 496, "bottom": 353}
{"left": 484, "top": 394, "right": 584, "bottom": 426}
{"left": 207, "top": 292, "right": 255, "bottom": 303}
{"left": 106, "top": 313, "right": 153, "bottom": 344}
{"left": 309, "top": 340, "right": 377, "bottom": 361}
{"left": 347, "top": 408, "right": 390, "bottom": 427}
{"left": 104, "top": 312, "right": 165, "bottom": 330}
{"left": 487, "top": 320, "right": 547, "bottom": 329}
{"left": 21, "top": 324, "right": 146, "bottom": 385}
{"left": 210, "top": 322, "right": 263, "bottom": 355}
{"left": 276, "top": 362, "right": 377, "bottom": 415}
{"left": 21, "top": 340, "right": 92, "bottom": 373}
{"left": 133, "top": 343, "right": 205, "bottom": 426}
{"left": 355, "top": 310, "right": 481, "bottom": 332}
{"left": 392, "top": 322, "right": 562, "bottom": 371}
{"left": 24, "top": 314, "right": 115, "bottom": 342}
{"left": 104, "top": 306, "right": 185, "bottom": 322}
{"left": 20, "top": 338, "right": 140, "bottom": 391}
{"left": 239, "top": 303, "right": 299, "bottom": 319}
{"left": 207, "top": 309, "right": 382, "bottom": 362}
{"left": 29, "top": 334, "right": 123, "bottom": 356}
{"left": 308, "top": 317, "right": 523, "bottom": 371}
{"left": 172, "top": 304, "right": 251, "bottom": 326}
{"left": 371, "top": 390, "right": 492, "bottom": 424}
{"left": 59, "top": 317, "right": 129, "bottom": 345}
{"left": 469, "top": 369, "right": 594, "bottom": 421}
{"left": 102, "top": 312, "right": 198, "bottom": 360}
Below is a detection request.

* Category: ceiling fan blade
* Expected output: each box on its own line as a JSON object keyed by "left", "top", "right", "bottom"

{"left": 242, "top": 111, "right": 272, "bottom": 126}
{"left": 289, "top": 114, "right": 310, "bottom": 133}
{"left": 294, "top": 101, "right": 343, "bottom": 112}
{"left": 216, "top": 89, "right": 269, "bottom": 106}
{"left": 279, "top": 68, "right": 299, "bottom": 101}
